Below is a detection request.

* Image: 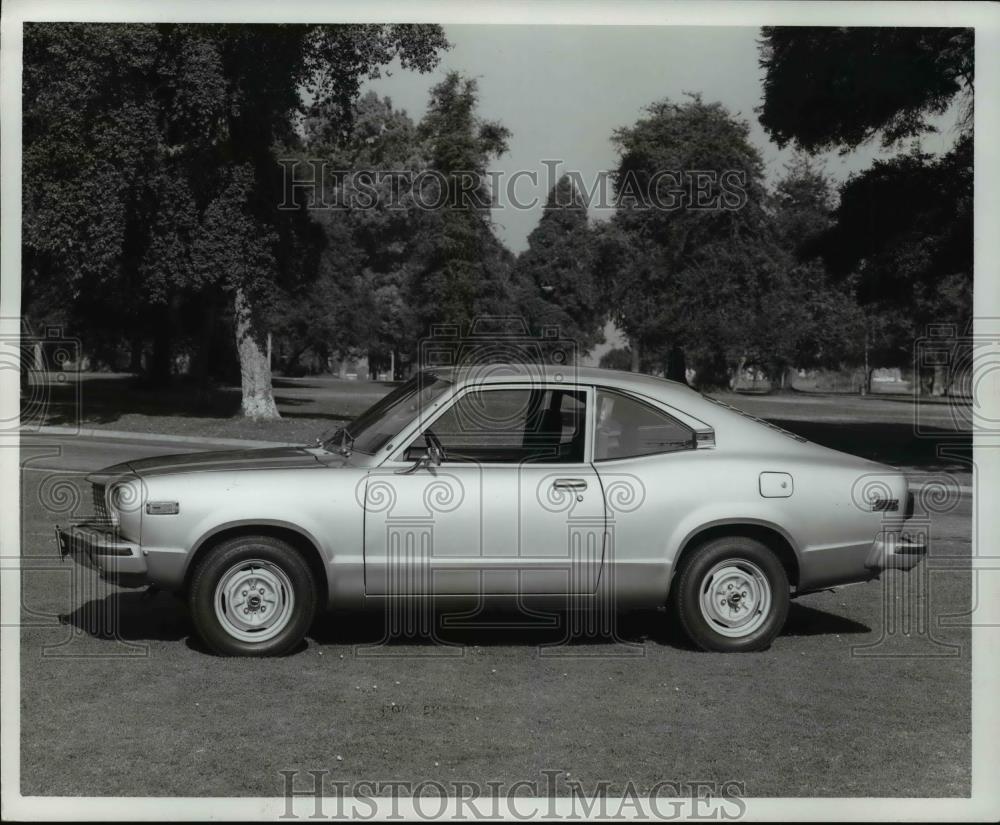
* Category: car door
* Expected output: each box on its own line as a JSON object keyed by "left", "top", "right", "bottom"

{"left": 362, "top": 384, "right": 606, "bottom": 597}
{"left": 590, "top": 387, "right": 702, "bottom": 601}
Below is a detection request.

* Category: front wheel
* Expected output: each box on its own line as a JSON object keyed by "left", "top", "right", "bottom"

{"left": 189, "top": 535, "right": 317, "bottom": 656}
{"left": 672, "top": 536, "right": 789, "bottom": 652}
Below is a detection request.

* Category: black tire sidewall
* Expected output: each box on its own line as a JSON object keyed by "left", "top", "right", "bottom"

{"left": 674, "top": 536, "right": 789, "bottom": 652}
{"left": 189, "top": 536, "right": 317, "bottom": 656}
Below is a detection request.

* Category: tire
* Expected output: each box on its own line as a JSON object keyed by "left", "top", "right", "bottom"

{"left": 189, "top": 535, "right": 317, "bottom": 656}
{"left": 672, "top": 536, "right": 789, "bottom": 652}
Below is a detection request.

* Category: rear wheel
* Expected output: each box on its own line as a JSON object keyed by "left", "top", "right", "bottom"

{"left": 189, "top": 535, "right": 317, "bottom": 656}
{"left": 672, "top": 536, "right": 789, "bottom": 652}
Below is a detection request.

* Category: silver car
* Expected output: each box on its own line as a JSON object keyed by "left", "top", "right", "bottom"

{"left": 57, "top": 365, "right": 927, "bottom": 655}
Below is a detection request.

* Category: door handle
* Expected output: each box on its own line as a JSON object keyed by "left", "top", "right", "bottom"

{"left": 553, "top": 478, "right": 588, "bottom": 490}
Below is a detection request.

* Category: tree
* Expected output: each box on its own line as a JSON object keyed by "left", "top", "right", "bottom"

{"left": 758, "top": 27, "right": 973, "bottom": 152}
{"left": 815, "top": 136, "right": 973, "bottom": 393}
{"left": 767, "top": 156, "right": 866, "bottom": 385}
{"left": 23, "top": 23, "right": 448, "bottom": 416}
{"left": 598, "top": 347, "right": 633, "bottom": 371}
{"left": 604, "top": 95, "right": 781, "bottom": 388}
{"left": 293, "top": 76, "right": 519, "bottom": 375}
{"left": 406, "top": 72, "right": 515, "bottom": 345}
{"left": 511, "top": 175, "right": 605, "bottom": 357}
{"left": 290, "top": 92, "right": 430, "bottom": 376}
{"left": 759, "top": 27, "right": 973, "bottom": 394}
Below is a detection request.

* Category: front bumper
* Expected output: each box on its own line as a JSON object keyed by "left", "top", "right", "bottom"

{"left": 56, "top": 522, "right": 148, "bottom": 587}
{"left": 865, "top": 528, "right": 928, "bottom": 573}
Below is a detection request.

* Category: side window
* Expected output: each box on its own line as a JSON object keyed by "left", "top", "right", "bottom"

{"left": 407, "top": 388, "right": 587, "bottom": 463}
{"left": 594, "top": 390, "right": 694, "bottom": 461}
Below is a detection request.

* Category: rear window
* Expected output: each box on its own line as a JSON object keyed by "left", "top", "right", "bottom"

{"left": 594, "top": 390, "right": 694, "bottom": 461}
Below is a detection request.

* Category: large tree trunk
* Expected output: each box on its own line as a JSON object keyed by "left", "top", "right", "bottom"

{"left": 234, "top": 287, "right": 280, "bottom": 419}
{"left": 630, "top": 340, "right": 641, "bottom": 372}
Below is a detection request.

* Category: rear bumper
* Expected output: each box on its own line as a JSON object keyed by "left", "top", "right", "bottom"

{"left": 56, "top": 523, "right": 148, "bottom": 588}
{"left": 865, "top": 529, "right": 928, "bottom": 573}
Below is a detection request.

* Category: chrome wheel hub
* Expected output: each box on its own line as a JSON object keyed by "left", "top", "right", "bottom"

{"left": 698, "top": 559, "right": 772, "bottom": 638}
{"left": 214, "top": 559, "right": 295, "bottom": 643}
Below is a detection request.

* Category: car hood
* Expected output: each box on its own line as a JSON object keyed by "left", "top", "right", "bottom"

{"left": 88, "top": 446, "right": 332, "bottom": 482}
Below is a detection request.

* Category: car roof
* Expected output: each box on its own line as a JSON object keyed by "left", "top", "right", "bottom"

{"left": 427, "top": 363, "right": 698, "bottom": 401}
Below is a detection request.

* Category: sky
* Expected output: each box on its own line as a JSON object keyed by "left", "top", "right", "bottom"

{"left": 364, "top": 24, "right": 964, "bottom": 253}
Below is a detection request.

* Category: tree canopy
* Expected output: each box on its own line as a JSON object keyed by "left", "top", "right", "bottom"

{"left": 758, "top": 27, "right": 973, "bottom": 152}
{"left": 511, "top": 175, "right": 605, "bottom": 356}
{"left": 602, "top": 95, "right": 781, "bottom": 385}
{"left": 20, "top": 24, "right": 974, "bottom": 405}
{"left": 23, "top": 23, "right": 448, "bottom": 414}
{"left": 405, "top": 72, "right": 514, "bottom": 338}
{"left": 758, "top": 25, "right": 973, "bottom": 394}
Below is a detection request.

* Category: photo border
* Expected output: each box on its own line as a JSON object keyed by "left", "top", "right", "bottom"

{"left": 2, "top": 1, "right": 998, "bottom": 821}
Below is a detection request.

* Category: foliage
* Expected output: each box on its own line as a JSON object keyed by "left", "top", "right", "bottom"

{"left": 405, "top": 72, "right": 515, "bottom": 344}
{"left": 767, "top": 156, "right": 865, "bottom": 375}
{"left": 759, "top": 27, "right": 974, "bottom": 152}
{"left": 603, "top": 95, "right": 784, "bottom": 387}
{"left": 758, "top": 26, "right": 973, "bottom": 393}
{"left": 598, "top": 347, "right": 633, "bottom": 371}
{"left": 292, "top": 73, "right": 517, "bottom": 373}
{"left": 278, "top": 92, "right": 428, "bottom": 373}
{"left": 23, "top": 23, "right": 448, "bottom": 410}
{"left": 816, "top": 136, "right": 973, "bottom": 377}
{"left": 21, "top": 24, "right": 973, "bottom": 402}
{"left": 511, "top": 176, "right": 605, "bottom": 355}
{"left": 820, "top": 136, "right": 972, "bottom": 306}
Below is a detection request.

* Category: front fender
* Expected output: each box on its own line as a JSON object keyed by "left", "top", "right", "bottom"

{"left": 137, "top": 468, "right": 367, "bottom": 604}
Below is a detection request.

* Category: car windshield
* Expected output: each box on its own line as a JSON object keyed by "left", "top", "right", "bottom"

{"left": 322, "top": 372, "right": 452, "bottom": 455}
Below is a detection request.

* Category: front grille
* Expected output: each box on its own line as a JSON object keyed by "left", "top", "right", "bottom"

{"left": 92, "top": 483, "right": 109, "bottom": 522}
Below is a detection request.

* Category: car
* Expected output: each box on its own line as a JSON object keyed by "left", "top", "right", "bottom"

{"left": 57, "top": 365, "right": 927, "bottom": 656}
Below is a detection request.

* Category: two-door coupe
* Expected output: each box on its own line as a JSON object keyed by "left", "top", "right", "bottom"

{"left": 57, "top": 365, "right": 926, "bottom": 655}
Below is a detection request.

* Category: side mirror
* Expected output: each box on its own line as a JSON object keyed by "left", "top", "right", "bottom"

{"left": 396, "top": 434, "right": 444, "bottom": 475}
{"left": 426, "top": 439, "right": 443, "bottom": 467}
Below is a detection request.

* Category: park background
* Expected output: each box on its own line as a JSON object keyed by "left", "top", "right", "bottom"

{"left": 20, "top": 24, "right": 973, "bottom": 435}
